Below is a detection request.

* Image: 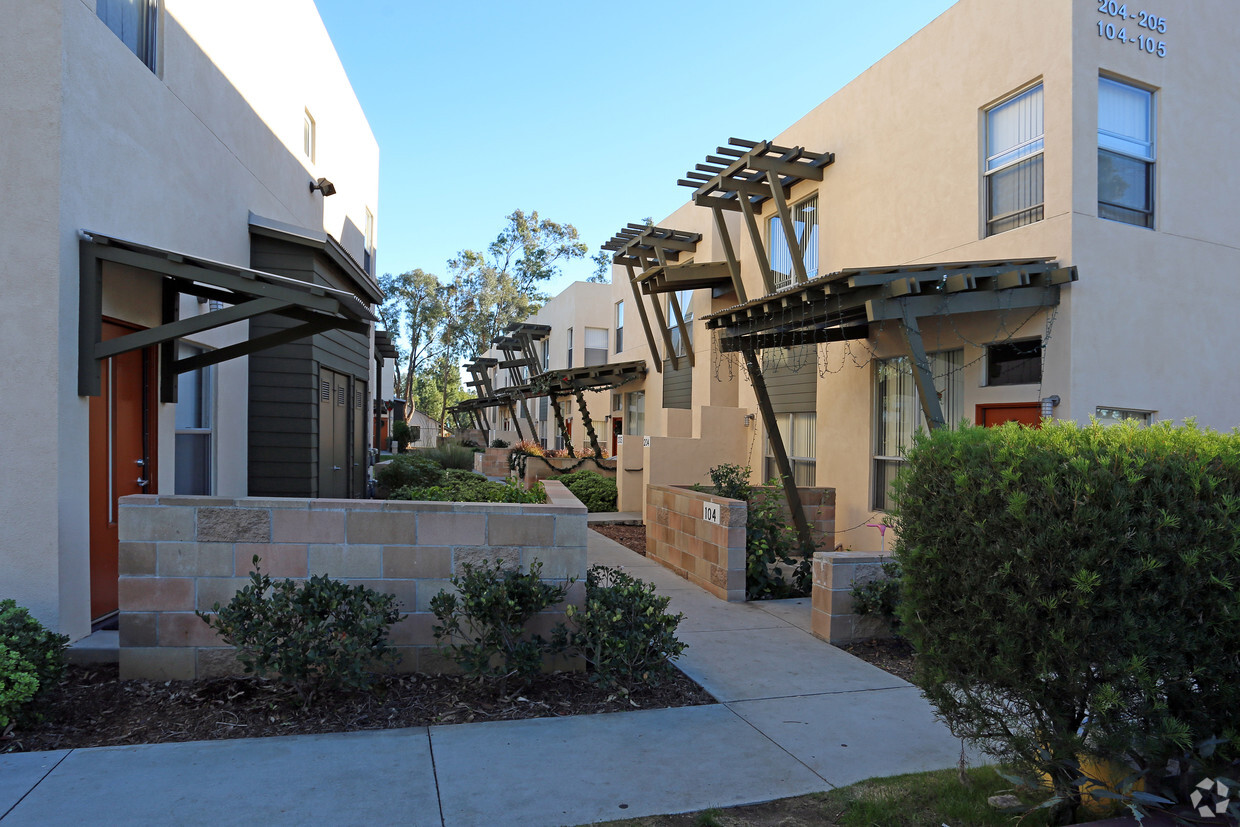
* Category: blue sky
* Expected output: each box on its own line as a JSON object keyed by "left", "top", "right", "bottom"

{"left": 314, "top": 0, "right": 958, "bottom": 296}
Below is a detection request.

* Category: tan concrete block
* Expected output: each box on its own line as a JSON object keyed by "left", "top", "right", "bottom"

{"left": 415, "top": 580, "right": 457, "bottom": 612}
{"left": 196, "top": 648, "right": 245, "bottom": 679}
{"left": 388, "top": 613, "right": 437, "bottom": 646}
{"left": 348, "top": 579, "right": 418, "bottom": 612}
{"left": 119, "top": 542, "right": 156, "bottom": 576}
{"left": 308, "top": 544, "right": 382, "bottom": 578}
{"left": 553, "top": 516, "right": 587, "bottom": 548}
{"left": 119, "top": 577, "right": 194, "bottom": 611}
{"left": 240, "top": 498, "right": 312, "bottom": 510}
{"left": 346, "top": 511, "right": 417, "bottom": 545}
{"left": 384, "top": 546, "right": 452, "bottom": 578}
{"left": 453, "top": 546, "right": 521, "bottom": 574}
{"left": 197, "top": 507, "right": 271, "bottom": 542}
{"left": 828, "top": 562, "right": 858, "bottom": 591}
{"left": 236, "top": 544, "right": 308, "bottom": 578}
{"left": 119, "top": 506, "right": 195, "bottom": 542}
{"left": 416, "top": 512, "right": 486, "bottom": 546}
{"left": 157, "top": 496, "right": 234, "bottom": 507}
{"left": 196, "top": 577, "right": 254, "bottom": 612}
{"left": 525, "top": 547, "right": 586, "bottom": 580}
{"left": 157, "top": 542, "right": 234, "bottom": 577}
{"left": 382, "top": 501, "right": 453, "bottom": 512}
{"left": 417, "top": 647, "right": 463, "bottom": 676}
{"left": 709, "top": 565, "right": 728, "bottom": 589}
{"left": 316, "top": 498, "right": 383, "bottom": 510}
{"left": 159, "top": 612, "right": 224, "bottom": 647}
{"left": 727, "top": 569, "right": 746, "bottom": 592}
{"left": 119, "top": 612, "right": 157, "bottom": 647}
{"left": 488, "top": 514, "right": 554, "bottom": 546}
{"left": 811, "top": 608, "right": 832, "bottom": 642}
{"left": 272, "top": 508, "right": 345, "bottom": 543}
{"left": 812, "top": 584, "right": 831, "bottom": 613}
{"left": 550, "top": 580, "right": 587, "bottom": 612}
{"left": 825, "top": 588, "right": 854, "bottom": 616}
{"left": 119, "top": 647, "right": 196, "bottom": 680}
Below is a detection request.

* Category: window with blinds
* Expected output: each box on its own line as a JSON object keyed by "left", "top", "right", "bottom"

{"left": 584, "top": 327, "right": 608, "bottom": 366}
{"left": 1098, "top": 77, "right": 1155, "bottom": 228}
{"left": 615, "top": 301, "right": 624, "bottom": 353}
{"left": 764, "top": 412, "right": 817, "bottom": 487}
{"left": 668, "top": 290, "right": 693, "bottom": 357}
{"left": 97, "top": 0, "right": 157, "bottom": 71}
{"left": 872, "top": 350, "right": 963, "bottom": 509}
{"left": 985, "top": 85, "right": 1044, "bottom": 236}
{"left": 768, "top": 195, "right": 819, "bottom": 290}
{"left": 175, "top": 344, "right": 214, "bottom": 495}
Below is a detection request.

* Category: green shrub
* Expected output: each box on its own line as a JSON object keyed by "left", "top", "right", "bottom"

{"left": 198, "top": 558, "right": 402, "bottom": 704}
{"left": 423, "top": 443, "right": 479, "bottom": 469}
{"left": 892, "top": 421, "right": 1240, "bottom": 821}
{"left": 376, "top": 453, "right": 445, "bottom": 493}
{"left": 392, "top": 471, "right": 546, "bottom": 504}
{"left": 708, "top": 463, "right": 751, "bottom": 502}
{"left": 553, "top": 565, "right": 686, "bottom": 690}
{"left": 430, "top": 560, "right": 567, "bottom": 689}
{"left": 0, "top": 599, "right": 68, "bottom": 727}
{"left": 490, "top": 438, "right": 510, "bottom": 449}
{"left": 391, "top": 420, "right": 413, "bottom": 452}
{"left": 551, "top": 470, "right": 617, "bottom": 512}
{"left": 850, "top": 559, "right": 903, "bottom": 634}
{"left": 746, "top": 482, "right": 808, "bottom": 599}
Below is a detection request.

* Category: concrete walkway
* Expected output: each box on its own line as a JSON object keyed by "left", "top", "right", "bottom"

{"left": 0, "top": 531, "right": 967, "bottom": 827}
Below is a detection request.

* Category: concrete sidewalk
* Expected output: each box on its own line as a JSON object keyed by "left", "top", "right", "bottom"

{"left": 0, "top": 531, "right": 966, "bottom": 827}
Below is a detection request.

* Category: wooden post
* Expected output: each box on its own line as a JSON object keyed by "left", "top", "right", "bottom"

{"left": 624, "top": 263, "right": 663, "bottom": 373}
{"left": 549, "top": 395, "right": 575, "bottom": 458}
{"left": 740, "top": 343, "right": 816, "bottom": 554}
{"left": 575, "top": 389, "right": 602, "bottom": 456}
{"left": 738, "top": 195, "right": 776, "bottom": 295}
{"left": 159, "top": 279, "right": 178, "bottom": 403}
{"left": 898, "top": 304, "right": 946, "bottom": 430}
{"left": 712, "top": 206, "right": 748, "bottom": 304}
{"left": 766, "top": 170, "right": 809, "bottom": 285}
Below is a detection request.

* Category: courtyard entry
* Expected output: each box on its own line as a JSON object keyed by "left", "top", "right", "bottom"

{"left": 88, "top": 320, "right": 155, "bottom": 620}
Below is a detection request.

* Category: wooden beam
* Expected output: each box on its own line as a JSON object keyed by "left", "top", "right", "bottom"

{"left": 739, "top": 343, "right": 816, "bottom": 554}
{"left": 173, "top": 316, "right": 344, "bottom": 374}
{"left": 766, "top": 169, "right": 809, "bottom": 285}
{"left": 720, "top": 323, "right": 870, "bottom": 353}
{"left": 159, "top": 279, "right": 178, "bottom": 404}
{"left": 738, "top": 194, "right": 776, "bottom": 295}
{"left": 625, "top": 263, "right": 663, "bottom": 373}
{"left": 711, "top": 206, "right": 747, "bottom": 304}
{"left": 897, "top": 305, "right": 946, "bottom": 430}
{"left": 747, "top": 154, "right": 827, "bottom": 181}
{"left": 94, "top": 297, "right": 293, "bottom": 360}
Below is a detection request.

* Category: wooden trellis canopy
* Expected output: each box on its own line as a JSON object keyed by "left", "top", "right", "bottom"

{"left": 677, "top": 137, "right": 835, "bottom": 295}
{"left": 704, "top": 256, "right": 1078, "bottom": 553}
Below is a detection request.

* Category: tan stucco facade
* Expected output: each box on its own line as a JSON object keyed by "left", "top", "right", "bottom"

{"left": 2, "top": 0, "right": 379, "bottom": 638}
{"left": 522, "top": 0, "right": 1239, "bottom": 540}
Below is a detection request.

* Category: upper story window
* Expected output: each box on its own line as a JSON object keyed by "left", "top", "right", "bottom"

{"left": 768, "top": 194, "right": 819, "bottom": 290}
{"left": 986, "top": 340, "right": 1042, "bottom": 386}
{"left": 1099, "top": 77, "right": 1155, "bottom": 228}
{"left": 363, "top": 208, "right": 375, "bottom": 273}
{"left": 566, "top": 327, "right": 573, "bottom": 368}
{"left": 584, "top": 327, "right": 608, "bottom": 366}
{"left": 303, "top": 110, "right": 316, "bottom": 163}
{"left": 97, "top": 0, "right": 157, "bottom": 72}
{"left": 175, "top": 344, "right": 214, "bottom": 495}
{"left": 615, "top": 301, "right": 624, "bottom": 353}
{"left": 985, "top": 84, "right": 1044, "bottom": 236}
{"left": 668, "top": 290, "right": 693, "bottom": 357}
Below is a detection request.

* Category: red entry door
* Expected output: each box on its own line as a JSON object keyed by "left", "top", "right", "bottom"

{"left": 88, "top": 321, "right": 155, "bottom": 620}
{"left": 977, "top": 403, "right": 1043, "bottom": 428}
{"left": 611, "top": 418, "right": 621, "bottom": 455}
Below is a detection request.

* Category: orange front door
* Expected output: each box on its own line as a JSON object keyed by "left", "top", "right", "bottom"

{"left": 88, "top": 321, "right": 155, "bottom": 620}
{"left": 977, "top": 403, "right": 1043, "bottom": 428}
{"left": 611, "top": 418, "right": 621, "bottom": 455}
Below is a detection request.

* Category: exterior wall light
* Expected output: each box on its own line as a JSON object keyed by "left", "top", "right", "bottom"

{"left": 310, "top": 177, "right": 337, "bottom": 196}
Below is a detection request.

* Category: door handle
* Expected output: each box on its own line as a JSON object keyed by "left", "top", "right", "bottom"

{"left": 333, "top": 466, "right": 342, "bottom": 471}
{"left": 136, "top": 478, "right": 150, "bottom": 487}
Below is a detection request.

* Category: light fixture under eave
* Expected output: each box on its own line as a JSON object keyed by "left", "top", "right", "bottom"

{"left": 310, "top": 177, "right": 337, "bottom": 196}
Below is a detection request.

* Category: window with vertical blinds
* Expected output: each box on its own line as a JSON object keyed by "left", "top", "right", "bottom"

{"left": 1098, "top": 77, "right": 1155, "bottom": 228}
{"left": 986, "top": 85, "right": 1044, "bottom": 236}
{"left": 872, "top": 350, "right": 963, "bottom": 509}
{"left": 97, "top": 0, "right": 157, "bottom": 70}
{"left": 764, "top": 412, "right": 817, "bottom": 487}
{"left": 768, "top": 195, "right": 819, "bottom": 290}
{"left": 668, "top": 290, "right": 693, "bottom": 357}
{"left": 584, "top": 327, "right": 608, "bottom": 366}
{"left": 615, "top": 301, "right": 624, "bottom": 353}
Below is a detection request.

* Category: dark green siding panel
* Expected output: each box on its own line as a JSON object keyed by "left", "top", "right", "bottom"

{"left": 662, "top": 360, "right": 692, "bottom": 409}
{"left": 761, "top": 345, "right": 818, "bottom": 414}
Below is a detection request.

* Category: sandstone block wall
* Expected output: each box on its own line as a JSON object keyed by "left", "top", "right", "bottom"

{"left": 810, "top": 551, "right": 895, "bottom": 644}
{"left": 117, "top": 482, "right": 587, "bottom": 680}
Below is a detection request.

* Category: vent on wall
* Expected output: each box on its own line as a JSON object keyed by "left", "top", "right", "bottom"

{"left": 320, "top": 380, "right": 330, "bottom": 401}
{"left": 337, "top": 387, "right": 346, "bottom": 406}
{"left": 355, "top": 390, "right": 363, "bottom": 408}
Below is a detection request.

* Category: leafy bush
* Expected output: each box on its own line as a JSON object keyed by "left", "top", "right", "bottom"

{"left": 708, "top": 463, "right": 751, "bottom": 502}
{"left": 0, "top": 600, "right": 67, "bottom": 729}
{"left": 430, "top": 560, "right": 567, "bottom": 689}
{"left": 490, "top": 438, "right": 510, "bottom": 449}
{"left": 198, "top": 558, "right": 402, "bottom": 703}
{"left": 391, "top": 420, "right": 414, "bottom": 452}
{"left": 512, "top": 439, "right": 545, "bottom": 457}
{"left": 553, "top": 565, "right": 686, "bottom": 690}
{"left": 850, "top": 559, "right": 903, "bottom": 634}
{"left": 423, "top": 443, "right": 479, "bottom": 469}
{"left": 892, "top": 421, "right": 1240, "bottom": 821}
{"left": 745, "top": 482, "right": 808, "bottom": 599}
{"left": 376, "top": 452, "right": 445, "bottom": 494}
{"left": 551, "top": 470, "right": 617, "bottom": 512}
{"left": 392, "top": 471, "right": 547, "bottom": 504}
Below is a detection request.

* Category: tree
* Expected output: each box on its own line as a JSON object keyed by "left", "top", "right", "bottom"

{"left": 587, "top": 250, "right": 611, "bottom": 283}
{"left": 376, "top": 269, "right": 445, "bottom": 407}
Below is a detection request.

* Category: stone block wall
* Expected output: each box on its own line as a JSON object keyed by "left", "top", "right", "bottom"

{"left": 116, "top": 482, "right": 587, "bottom": 680}
{"left": 645, "top": 484, "right": 838, "bottom": 603}
{"left": 473, "top": 447, "right": 513, "bottom": 478}
{"left": 521, "top": 455, "right": 617, "bottom": 490}
{"left": 810, "top": 551, "right": 895, "bottom": 644}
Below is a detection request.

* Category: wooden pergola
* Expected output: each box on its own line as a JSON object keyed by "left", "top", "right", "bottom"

{"left": 678, "top": 137, "right": 834, "bottom": 296}
{"left": 703, "top": 258, "right": 1079, "bottom": 551}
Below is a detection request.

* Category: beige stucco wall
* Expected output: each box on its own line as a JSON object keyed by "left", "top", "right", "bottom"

{"left": 3, "top": 0, "right": 378, "bottom": 638}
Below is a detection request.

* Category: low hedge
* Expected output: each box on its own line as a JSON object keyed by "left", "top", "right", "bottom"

{"left": 550, "top": 470, "right": 616, "bottom": 513}
{"left": 892, "top": 420, "right": 1240, "bottom": 820}
{"left": 392, "top": 469, "right": 546, "bottom": 504}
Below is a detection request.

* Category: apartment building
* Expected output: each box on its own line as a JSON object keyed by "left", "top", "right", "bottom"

{"left": 1, "top": 0, "right": 381, "bottom": 638}
{"left": 539, "top": 0, "right": 1237, "bottom": 542}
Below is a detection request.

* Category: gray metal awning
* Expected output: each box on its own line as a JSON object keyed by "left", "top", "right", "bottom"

{"left": 79, "top": 230, "right": 376, "bottom": 401}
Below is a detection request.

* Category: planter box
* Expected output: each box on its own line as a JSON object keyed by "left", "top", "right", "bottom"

{"left": 115, "top": 482, "right": 587, "bottom": 681}
{"left": 520, "top": 455, "right": 616, "bottom": 490}
{"left": 473, "top": 447, "right": 512, "bottom": 477}
{"left": 810, "top": 551, "right": 894, "bottom": 644}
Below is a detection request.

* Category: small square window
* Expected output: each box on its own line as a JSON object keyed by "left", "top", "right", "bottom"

{"left": 303, "top": 110, "right": 316, "bottom": 163}
{"left": 986, "top": 341, "right": 1042, "bottom": 386}
{"left": 1096, "top": 407, "right": 1153, "bottom": 426}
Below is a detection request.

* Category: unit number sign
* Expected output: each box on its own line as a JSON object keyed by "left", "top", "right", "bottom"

{"left": 1097, "top": 2, "right": 1167, "bottom": 58}
{"left": 702, "top": 502, "right": 721, "bottom": 525}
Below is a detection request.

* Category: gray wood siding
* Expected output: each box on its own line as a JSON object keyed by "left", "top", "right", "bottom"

{"left": 761, "top": 345, "right": 818, "bottom": 413}
{"left": 662, "top": 359, "right": 692, "bottom": 409}
{"left": 248, "top": 236, "right": 372, "bottom": 497}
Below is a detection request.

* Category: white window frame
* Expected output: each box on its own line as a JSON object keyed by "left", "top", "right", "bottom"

{"left": 1098, "top": 76, "right": 1155, "bottom": 229}
{"left": 304, "top": 109, "right": 316, "bottom": 164}
{"left": 985, "top": 84, "right": 1044, "bottom": 236}
{"left": 174, "top": 343, "right": 215, "bottom": 495}
{"left": 1096, "top": 406, "right": 1154, "bottom": 426}
{"left": 768, "top": 194, "right": 819, "bottom": 290}
{"left": 668, "top": 290, "right": 693, "bottom": 357}
{"left": 615, "top": 301, "right": 624, "bottom": 354}
{"left": 764, "top": 411, "right": 816, "bottom": 487}
{"left": 566, "top": 327, "right": 573, "bottom": 368}
{"left": 584, "top": 326, "right": 608, "bottom": 367}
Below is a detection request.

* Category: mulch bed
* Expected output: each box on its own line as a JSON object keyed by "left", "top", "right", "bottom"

{"left": 838, "top": 637, "right": 917, "bottom": 684}
{"left": 2, "top": 664, "right": 714, "bottom": 754}
{"left": 591, "top": 523, "right": 646, "bottom": 555}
